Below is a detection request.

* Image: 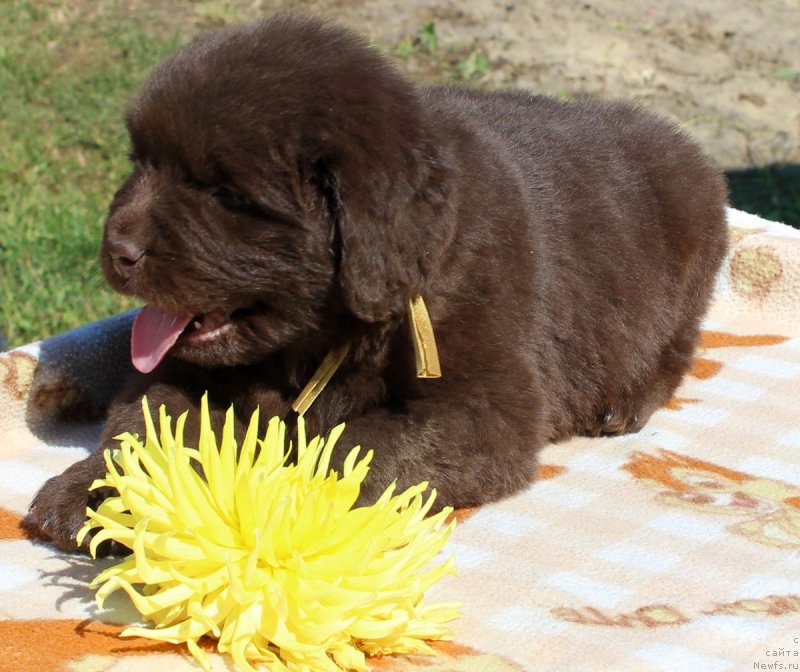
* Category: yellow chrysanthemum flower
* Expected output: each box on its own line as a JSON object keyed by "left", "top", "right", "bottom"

{"left": 77, "top": 395, "right": 459, "bottom": 672}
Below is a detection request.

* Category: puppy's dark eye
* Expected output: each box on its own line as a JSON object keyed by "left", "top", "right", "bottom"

{"left": 209, "top": 186, "right": 296, "bottom": 227}
{"left": 211, "top": 187, "right": 263, "bottom": 217}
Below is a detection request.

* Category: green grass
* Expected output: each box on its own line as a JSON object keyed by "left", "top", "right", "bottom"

{"left": 1, "top": 7, "right": 797, "bottom": 348}
{"left": 0, "top": 1, "right": 185, "bottom": 347}
{"left": 392, "top": 21, "right": 493, "bottom": 84}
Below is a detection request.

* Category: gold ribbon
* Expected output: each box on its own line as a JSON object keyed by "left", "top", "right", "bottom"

{"left": 291, "top": 341, "right": 352, "bottom": 416}
{"left": 291, "top": 295, "right": 441, "bottom": 416}
{"left": 407, "top": 295, "right": 441, "bottom": 378}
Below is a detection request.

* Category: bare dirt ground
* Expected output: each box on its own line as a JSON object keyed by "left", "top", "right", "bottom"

{"left": 140, "top": 0, "right": 800, "bottom": 171}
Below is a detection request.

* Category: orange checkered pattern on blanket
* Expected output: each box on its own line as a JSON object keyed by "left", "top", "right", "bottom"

{"left": 2, "top": 209, "right": 800, "bottom": 671}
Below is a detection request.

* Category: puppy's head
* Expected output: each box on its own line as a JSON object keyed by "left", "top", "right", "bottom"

{"left": 102, "top": 14, "right": 455, "bottom": 371}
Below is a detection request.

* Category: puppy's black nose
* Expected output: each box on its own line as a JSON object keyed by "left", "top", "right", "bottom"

{"left": 106, "top": 235, "right": 145, "bottom": 277}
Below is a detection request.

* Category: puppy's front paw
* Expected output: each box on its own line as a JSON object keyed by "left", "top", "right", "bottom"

{"left": 28, "top": 454, "right": 121, "bottom": 555}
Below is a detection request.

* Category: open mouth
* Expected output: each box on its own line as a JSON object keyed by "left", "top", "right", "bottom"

{"left": 131, "top": 304, "right": 254, "bottom": 373}
{"left": 182, "top": 309, "right": 234, "bottom": 342}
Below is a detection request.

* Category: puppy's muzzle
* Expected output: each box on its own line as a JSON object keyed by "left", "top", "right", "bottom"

{"left": 106, "top": 235, "right": 145, "bottom": 279}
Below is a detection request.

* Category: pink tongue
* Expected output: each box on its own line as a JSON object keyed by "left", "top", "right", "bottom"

{"left": 131, "top": 305, "right": 194, "bottom": 373}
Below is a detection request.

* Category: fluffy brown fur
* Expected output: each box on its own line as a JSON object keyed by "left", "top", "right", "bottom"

{"left": 30, "top": 13, "right": 728, "bottom": 552}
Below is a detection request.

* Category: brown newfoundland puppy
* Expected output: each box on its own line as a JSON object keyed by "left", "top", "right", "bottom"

{"left": 31, "top": 14, "right": 728, "bottom": 552}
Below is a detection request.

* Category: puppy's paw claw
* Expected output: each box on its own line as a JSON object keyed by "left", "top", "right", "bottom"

{"left": 28, "top": 457, "right": 126, "bottom": 556}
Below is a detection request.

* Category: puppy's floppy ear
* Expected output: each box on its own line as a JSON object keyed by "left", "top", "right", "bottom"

{"left": 334, "top": 137, "right": 455, "bottom": 323}
{"left": 320, "top": 114, "right": 456, "bottom": 324}
{"left": 293, "top": 33, "right": 456, "bottom": 324}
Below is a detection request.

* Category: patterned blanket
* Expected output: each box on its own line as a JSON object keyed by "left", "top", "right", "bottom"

{"left": 2, "top": 207, "right": 799, "bottom": 672}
